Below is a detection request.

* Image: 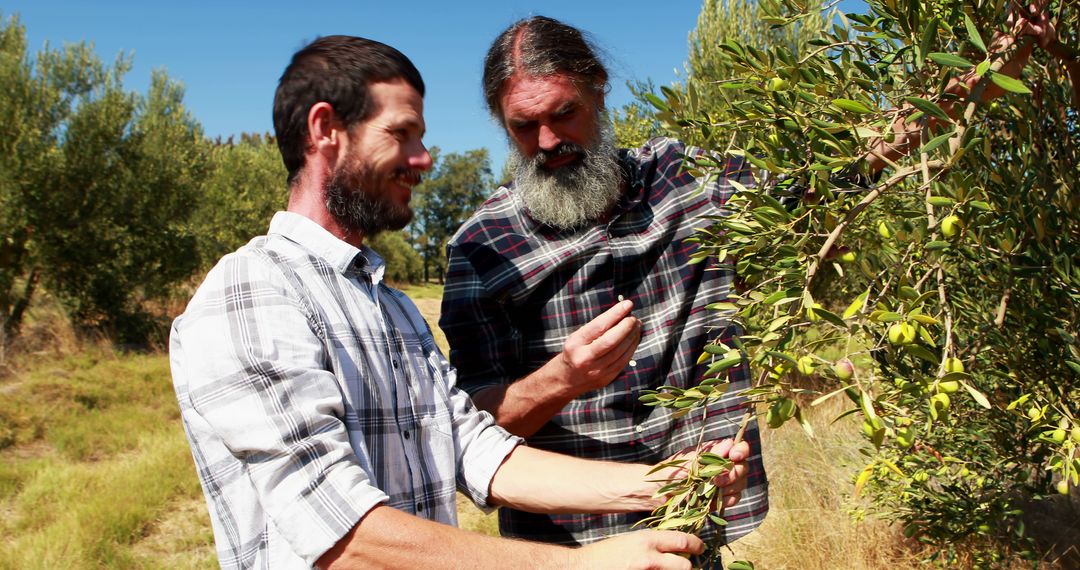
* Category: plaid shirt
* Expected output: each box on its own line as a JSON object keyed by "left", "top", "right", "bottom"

{"left": 441, "top": 137, "right": 769, "bottom": 546}
{"left": 171, "top": 212, "right": 520, "bottom": 569}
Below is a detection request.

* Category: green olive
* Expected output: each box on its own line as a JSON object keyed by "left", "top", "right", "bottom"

{"left": 941, "top": 215, "right": 963, "bottom": 238}
{"left": 888, "top": 322, "right": 916, "bottom": 345}
{"left": 766, "top": 77, "right": 789, "bottom": 91}
{"left": 944, "top": 357, "right": 964, "bottom": 374}
{"left": 937, "top": 380, "right": 960, "bottom": 394}
{"left": 878, "top": 221, "right": 891, "bottom": 239}
{"left": 833, "top": 358, "right": 854, "bottom": 381}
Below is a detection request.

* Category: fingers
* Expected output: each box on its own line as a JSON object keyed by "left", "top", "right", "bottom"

{"left": 727, "top": 440, "right": 751, "bottom": 463}
{"left": 568, "top": 299, "right": 634, "bottom": 346}
{"left": 698, "top": 438, "right": 749, "bottom": 462}
{"left": 721, "top": 491, "right": 744, "bottom": 509}
{"left": 590, "top": 315, "right": 642, "bottom": 367}
{"left": 649, "top": 530, "right": 705, "bottom": 557}
{"left": 721, "top": 462, "right": 749, "bottom": 492}
{"left": 562, "top": 315, "right": 640, "bottom": 374}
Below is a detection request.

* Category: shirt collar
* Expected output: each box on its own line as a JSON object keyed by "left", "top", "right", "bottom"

{"left": 612, "top": 147, "right": 646, "bottom": 214}
{"left": 268, "top": 211, "right": 385, "bottom": 281}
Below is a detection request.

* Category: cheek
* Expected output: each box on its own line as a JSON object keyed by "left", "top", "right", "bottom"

{"left": 510, "top": 134, "right": 537, "bottom": 156}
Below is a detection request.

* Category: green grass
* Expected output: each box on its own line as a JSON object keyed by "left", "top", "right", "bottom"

{"left": 399, "top": 281, "right": 445, "bottom": 300}
{"left": 0, "top": 348, "right": 215, "bottom": 569}
{"left": 0, "top": 285, "right": 494, "bottom": 569}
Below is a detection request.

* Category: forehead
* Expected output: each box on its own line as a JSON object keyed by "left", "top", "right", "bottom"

{"left": 500, "top": 73, "right": 589, "bottom": 120}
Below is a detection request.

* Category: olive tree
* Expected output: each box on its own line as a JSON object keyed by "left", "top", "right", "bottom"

{"left": 636, "top": 0, "right": 1078, "bottom": 565}
{"left": 0, "top": 14, "right": 206, "bottom": 344}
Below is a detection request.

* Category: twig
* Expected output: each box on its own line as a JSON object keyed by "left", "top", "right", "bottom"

{"left": 805, "top": 161, "right": 944, "bottom": 286}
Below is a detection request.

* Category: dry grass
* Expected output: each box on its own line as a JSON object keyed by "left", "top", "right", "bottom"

{"left": 0, "top": 342, "right": 212, "bottom": 569}
{"left": 724, "top": 399, "right": 926, "bottom": 569}
{"left": 5, "top": 283, "right": 1071, "bottom": 568}
{"left": 410, "top": 292, "right": 500, "bottom": 536}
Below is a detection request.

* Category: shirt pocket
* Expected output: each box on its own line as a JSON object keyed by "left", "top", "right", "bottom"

{"left": 418, "top": 412, "right": 456, "bottom": 484}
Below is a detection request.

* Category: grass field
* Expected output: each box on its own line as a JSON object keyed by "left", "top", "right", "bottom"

{"left": 0, "top": 285, "right": 1072, "bottom": 568}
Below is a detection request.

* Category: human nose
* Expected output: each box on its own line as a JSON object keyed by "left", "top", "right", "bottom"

{"left": 408, "top": 140, "right": 433, "bottom": 172}
{"left": 538, "top": 124, "right": 561, "bottom": 151}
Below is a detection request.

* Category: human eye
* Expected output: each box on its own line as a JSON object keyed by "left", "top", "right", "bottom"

{"left": 510, "top": 120, "right": 536, "bottom": 133}
{"left": 553, "top": 105, "right": 577, "bottom": 121}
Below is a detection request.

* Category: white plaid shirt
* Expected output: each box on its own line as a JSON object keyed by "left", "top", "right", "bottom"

{"left": 171, "top": 212, "right": 521, "bottom": 569}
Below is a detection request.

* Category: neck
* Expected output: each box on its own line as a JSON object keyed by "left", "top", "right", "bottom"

{"left": 287, "top": 171, "right": 365, "bottom": 247}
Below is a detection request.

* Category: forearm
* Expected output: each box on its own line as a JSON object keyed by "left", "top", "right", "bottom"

{"left": 489, "top": 445, "right": 659, "bottom": 514}
{"left": 317, "top": 505, "right": 575, "bottom": 570}
{"left": 865, "top": 29, "right": 1041, "bottom": 174}
{"left": 471, "top": 358, "right": 581, "bottom": 437}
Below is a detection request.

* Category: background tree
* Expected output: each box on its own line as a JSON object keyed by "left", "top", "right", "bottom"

{"left": 636, "top": 0, "right": 1078, "bottom": 565}
{"left": 0, "top": 14, "right": 60, "bottom": 341}
{"left": 0, "top": 14, "right": 206, "bottom": 344}
{"left": 193, "top": 133, "right": 286, "bottom": 271}
{"left": 613, "top": 0, "right": 832, "bottom": 150}
{"left": 368, "top": 231, "right": 424, "bottom": 284}
{"left": 410, "top": 148, "right": 493, "bottom": 282}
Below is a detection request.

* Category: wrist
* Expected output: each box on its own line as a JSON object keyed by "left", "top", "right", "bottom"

{"left": 545, "top": 354, "right": 586, "bottom": 400}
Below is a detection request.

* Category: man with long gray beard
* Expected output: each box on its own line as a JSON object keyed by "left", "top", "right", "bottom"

{"left": 439, "top": 15, "right": 769, "bottom": 555}
{"left": 442, "top": 8, "right": 1056, "bottom": 556}
{"left": 170, "top": 35, "right": 751, "bottom": 570}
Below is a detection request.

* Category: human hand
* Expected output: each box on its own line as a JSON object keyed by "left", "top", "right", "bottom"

{"left": 1003, "top": 0, "right": 1056, "bottom": 50}
{"left": 964, "top": 1, "right": 1056, "bottom": 101}
{"left": 555, "top": 299, "right": 641, "bottom": 397}
{"left": 571, "top": 530, "right": 704, "bottom": 570}
{"left": 652, "top": 439, "right": 750, "bottom": 510}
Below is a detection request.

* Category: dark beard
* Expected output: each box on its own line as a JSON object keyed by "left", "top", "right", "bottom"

{"left": 509, "top": 124, "right": 623, "bottom": 231}
{"left": 324, "top": 159, "right": 413, "bottom": 238}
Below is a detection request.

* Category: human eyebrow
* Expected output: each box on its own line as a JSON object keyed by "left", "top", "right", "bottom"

{"left": 553, "top": 102, "right": 578, "bottom": 118}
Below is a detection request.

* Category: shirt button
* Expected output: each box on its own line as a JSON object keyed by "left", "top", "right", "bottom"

{"left": 392, "top": 360, "right": 400, "bottom": 369}
{"left": 416, "top": 502, "right": 424, "bottom": 512}
{"left": 403, "top": 430, "right": 410, "bottom": 440}
{"left": 635, "top": 424, "right": 645, "bottom": 433}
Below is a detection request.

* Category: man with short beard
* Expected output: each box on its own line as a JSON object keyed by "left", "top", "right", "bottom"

{"left": 170, "top": 35, "right": 751, "bottom": 570}
{"left": 439, "top": 16, "right": 769, "bottom": 556}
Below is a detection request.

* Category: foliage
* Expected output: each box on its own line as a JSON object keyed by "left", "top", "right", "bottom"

{"left": 0, "top": 14, "right": 206, "bottom": 344}
{"left": 637, "top": 0, "right": 1079, "bottom": 564}
{"left": 410, "top": 148, "right": 494, "bottom": 282}
{"left": 612, "top": 0, "right": 833, "bottom": 150}
{"left": 369, "top": 230, "right": 424, "bottom": 284}
{"left": 193, "top": 133, "right": 286, "bottom": 271}
{"left": 612, "top": 85, "right": 663, "bottom": 148}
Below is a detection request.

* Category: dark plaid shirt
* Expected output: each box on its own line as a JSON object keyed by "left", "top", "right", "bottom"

{"left": 441, "top": 137, "right": 769, "bottom": 546}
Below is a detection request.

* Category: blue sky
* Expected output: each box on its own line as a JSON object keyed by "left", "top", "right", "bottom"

{"left": 6, "top": 1, "right": 864, "bottom": 174}
{"left": 4, "top": 1, "right": 713, "bottom": 173}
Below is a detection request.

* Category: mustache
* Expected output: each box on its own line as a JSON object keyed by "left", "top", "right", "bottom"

{"left": 535, "top": 142, "right": 586, "bottom": 167}
{"left": 392, "top": 167, "right": 424, "bottom": 186}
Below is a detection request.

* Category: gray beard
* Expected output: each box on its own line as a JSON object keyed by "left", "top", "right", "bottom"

{"left": 509, "top": 125, "right": 623, "bottom": 231}
{"left": 324, "top": 159, "right": 413, "bottom": 238}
